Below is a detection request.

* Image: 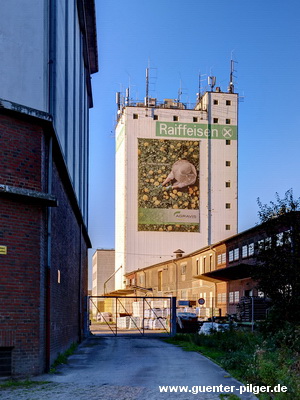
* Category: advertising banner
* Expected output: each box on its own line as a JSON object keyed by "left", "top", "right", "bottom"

{"left": 138, "top": 138, "right": 200, "bottom": 232}
{"left": 156, "top": 121, "right": 237, "bottom": 140}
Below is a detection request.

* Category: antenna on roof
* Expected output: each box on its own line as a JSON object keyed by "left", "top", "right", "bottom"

{"left": 228, "top": 51, "right": 237, "bottom": 93}
{"left": 177, "top": 80, "right": 182, "bottom": 103}
{"left": 208, "top": 76, "right": 216, "bottom": 91}
{"left": 145, "top": 67, "right": 149, "bottom": 107}
{"left": 125, "top": 87, "right": 130, "bottom": 106}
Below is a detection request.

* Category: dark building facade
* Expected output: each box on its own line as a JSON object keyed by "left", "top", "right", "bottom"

{"left": 0, "top": 0, "right": 98, "bottom": 376}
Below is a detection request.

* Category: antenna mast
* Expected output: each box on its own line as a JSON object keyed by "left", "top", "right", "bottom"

{"left": 145, "top": 67, "right": 149, "bottom": 107}
{"left": 228, "top": 54, "right": 236, "bottom": 93}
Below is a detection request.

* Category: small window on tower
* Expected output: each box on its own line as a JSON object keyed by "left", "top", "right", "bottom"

{"left": 153, "top": 115, "right": 158, "bottom": 120}
{"left": 226, "top": 140, "right": 231, "bottom": 145}
{"left": 214, "top": 100, "right": 219, "bottom": 105}
{"left": 226, "top": 203, "right": 231, "bottom": 209}
{"left": 213, "top": 118, "right": 219, "bottom": 123}
{"left": 226, "top": 118, "right": 231, "bottom": 124}
{"left": 133, "top": 114, "right": 138, "bottom": 119}
{"left": 193, "top": 117, "right": 198, "bottom": 122}
{"left": 226, "top": 225, "right": 231, "bottom": 230}
{"left": 226, "top": 161, "right": 231, "bottom": 167}
{"left": 225, "top": 181, "right": 231, "bottom": 188}
{"left": 226, "top": 100, "right": 231, "bottom": 106}
{"left": 173, "top": 116, "right": 178, "bottom": 121}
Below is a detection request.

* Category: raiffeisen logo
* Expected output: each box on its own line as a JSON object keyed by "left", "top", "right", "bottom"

{"left": 156, "top": 122, "right": 237, "bottom": 140}
{"left": 174, "top": 211, "right": 197, "bottom": 219}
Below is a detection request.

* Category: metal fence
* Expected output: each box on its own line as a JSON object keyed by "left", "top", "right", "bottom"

{"left": 88, "top": 296, "right": 176, "bottom": 337}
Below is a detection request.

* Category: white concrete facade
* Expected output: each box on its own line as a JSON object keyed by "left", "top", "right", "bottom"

{"left": 115, "top": 90, "right": 238, "bottom": 289}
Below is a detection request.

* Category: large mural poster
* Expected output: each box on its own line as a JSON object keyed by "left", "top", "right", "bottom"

{"left": 138, "top": 138, "right": 200, "bottom": 232}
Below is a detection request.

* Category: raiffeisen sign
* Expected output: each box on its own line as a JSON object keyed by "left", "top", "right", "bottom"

{"left": 156, "top": 121, "right": 237, "bottom": 140}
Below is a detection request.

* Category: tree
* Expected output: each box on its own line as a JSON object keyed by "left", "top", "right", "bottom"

{"left": 252, "top": 189, "right": 300, "bottom": 322}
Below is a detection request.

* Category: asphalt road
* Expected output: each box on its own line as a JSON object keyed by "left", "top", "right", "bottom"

{"left": 1, "top": 336, "right": 258, "bottom": 400}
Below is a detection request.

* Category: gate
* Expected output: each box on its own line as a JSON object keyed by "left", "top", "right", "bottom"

{"left": 88, "top": 296, "right": 176, "bottom": 337}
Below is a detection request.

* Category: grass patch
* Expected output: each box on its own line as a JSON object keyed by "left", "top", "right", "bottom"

{"left": 50, "top": 342, "right": 78, "bottom": 373}
{"left": 0, "top": 380, "right": 50, "bottom": 389}
{"left": 165, "top": 325, "right": 300, "bottom": 400}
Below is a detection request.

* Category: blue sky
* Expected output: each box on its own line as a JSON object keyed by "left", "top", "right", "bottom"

{"left": 88, "top": 0, "right": 300, "bottom": 262}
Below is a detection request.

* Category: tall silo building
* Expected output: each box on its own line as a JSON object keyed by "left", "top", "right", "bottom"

{"left": 115, "top": 73, "right": 238, "bottom": 289}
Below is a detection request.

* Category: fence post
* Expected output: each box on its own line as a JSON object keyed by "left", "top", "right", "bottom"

{"left": 170, "top": 297, "right": 177, "bottom": 336}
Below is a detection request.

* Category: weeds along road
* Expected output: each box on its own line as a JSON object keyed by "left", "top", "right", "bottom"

{"left": 0, "top": 336, "right": 258, "bottom": 400}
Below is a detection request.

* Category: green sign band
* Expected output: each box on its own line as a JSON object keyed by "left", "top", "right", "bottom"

{"left": 156, "top": 122, "right": 237, "bottom": 140}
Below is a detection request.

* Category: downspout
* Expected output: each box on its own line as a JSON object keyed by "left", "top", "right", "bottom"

{"left": 46, "top": 0, "right": 57, "bottom": 372}
{"left": 104, "top": 265, "right": 122, "bottom": 294}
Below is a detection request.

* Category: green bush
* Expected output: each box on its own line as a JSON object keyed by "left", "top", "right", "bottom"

{"left": 167, "top": 324, "right": 300, "bottom": 399}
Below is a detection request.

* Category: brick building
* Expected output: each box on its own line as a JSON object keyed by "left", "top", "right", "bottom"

{"left": 0, "top": 1, "right": 98, "bottom": 376}
{"left": 123, "top": 214, "right": 297, "bottom": 320}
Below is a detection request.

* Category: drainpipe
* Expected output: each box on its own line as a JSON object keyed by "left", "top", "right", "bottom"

{"left": 46, "top": 0, "right": 57, "bottom": 372}
{"left": 104, "top": 265, "right": 122, "bottom": 294}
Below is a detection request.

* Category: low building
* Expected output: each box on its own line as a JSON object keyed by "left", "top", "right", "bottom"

{"left": 91, "top": 249, "right": 115, "bottom": 319}
{"left": 123, "top": 214, "right": 297, "bottom": 320}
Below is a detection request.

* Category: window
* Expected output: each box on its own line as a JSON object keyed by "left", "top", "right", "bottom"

{"left": 196, "top": 259, "right": 200, "bottom": 275}
{"left": 181, "top": 290, "right": 187, "bottom": 299}
{"left": 226, "top": 140, "right": 231, "bottom": 145}
{"left": 226, "top": 161, "right": 231, "bottom": 166}
{"left": 203, "top": 256, "right": 206, "bottom": 271}
{"left": 242, "top": 245, "right": 248, "bottom": 258}
{"left": 193, "top": 117, "right": 198, "bottom": 122}
{"left": 225, "top": 181, "right": 231, "bottom": 188}
{"left": 181, "top": 263, "right": 186, "bottom": 274}
{"left": 226, "top": 118, "right": 231, "bottom": 124}
{"left": 213, "top": 118, "right": 219, "bottom": 123}
{"left": 153, "top": 115, "right": 158, "bottom": 120}
{"left": 265, "top": 237, "right": 272, "bottom": 249}
{"left": 217, "top": 252, "right": 226, "bottom": 265}
{"left": 133, "top": 114, "right": 138, "bottom": 119}
{"left": 248, "top": 243, "right": 254, "bottom": 256}
{"left": 214, "top": 99, "right": 219, "bottom": 105}
{"left": 139, "top": 274, "right": 144, "bottom": 285}
{"left": 226, "top": 203, "right": 231, "bottom": 209}
{"left": 276, "top": 232, "right": 284, "bottom": 246}
{"left": 226, "top": 225, "right": 231, "bottom": 230}
{"left": 221, "top": 293, "right": 227, "bottom": 303}
{"left": 222, "top": 253, "right": 226, "bottom": 263}
{"left": 229, "top": 292, "right": 234, "bottom": 303}
{"left": 234, "top": 291, "right": 240, "bottom": 303}
{"left": 229, "top": 250, "right": 234, "bottom": 262}
{"left": 158, "top": 271, "right": 162, "bottom": 291}
{"left": 209, "top": 254, "right": 213, "bottom": 270}
{"left": 173, "top": 116, "right": 178, "bottom": 121}
{"left": 234, "top": 248, "right": 239, "bottom": 260}
{"left": 226, "top": 100, "right": 231, "bottom": 106}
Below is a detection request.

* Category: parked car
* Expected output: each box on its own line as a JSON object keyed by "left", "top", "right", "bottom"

{"left": 199, "top": 322, "right": 230, "bottom": 335}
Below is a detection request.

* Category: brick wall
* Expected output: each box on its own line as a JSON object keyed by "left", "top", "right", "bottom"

{"left": 0, "top": 112, "right": 89, "bottom": 376}
{"left": 0, "top": 114, "right": 46, "bottom": 375}
{"left": 49, "top": 161, "right": 88, "bottom": 364}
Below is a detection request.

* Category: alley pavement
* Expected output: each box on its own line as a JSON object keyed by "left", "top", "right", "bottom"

{"left": 0, "top": 336, "right": 258, "bottom": 400}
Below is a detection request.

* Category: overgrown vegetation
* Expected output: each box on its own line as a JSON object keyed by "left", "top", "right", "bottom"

{"left": 50, "top": 342, "right": 78, "bottom": 373}
{"left": 254, "top": 189, "right": 300, "bottom": 322}
{"left": 0, "top": 379, "right": 51, "bottom": 389}
{"left": 166, "top": 324, "right": 300, "bottom": 399}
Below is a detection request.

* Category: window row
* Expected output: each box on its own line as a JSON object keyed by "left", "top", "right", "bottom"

{"left": 132, "top": 114, "right": 232, "bottom": 124}
{"left": 217, "top": 291, "right": 239, "bottom": 304}
{"left": 213, "top": 99, "right": 232, "bottom": 106}
{"left": 228, "top": 231, "right": 291, "bottom": 263}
